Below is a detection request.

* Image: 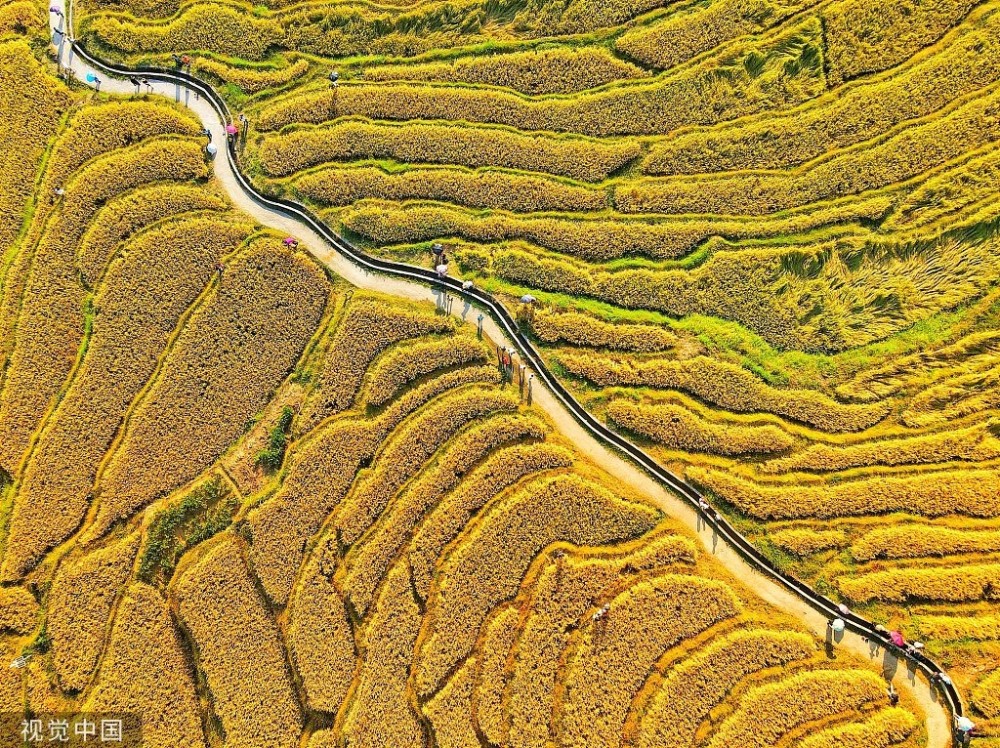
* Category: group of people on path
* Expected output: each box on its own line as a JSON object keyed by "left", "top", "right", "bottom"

{"left": 828, "top": 617, "right": 976, "bottom": 743}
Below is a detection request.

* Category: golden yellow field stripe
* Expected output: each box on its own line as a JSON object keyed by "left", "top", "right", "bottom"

{"left": 838, "top": 561, "right": 1000, "bottom": 604}
{"left": 705, "top": 668, "right": 886, "bottom": 748}
{"left": 258, "top": 119, "right": 641, "bottom": 182}
{"left": 247, "top": 365, "right": 502, "bottom": 604}
{"left": 339, "top": 563, "right": 425, "bottom": 747}
{"left": 760, "top": 423, "right": 1000, "bottom": 474}
{"left": 365, "top": 46, "right": 647, "bottom": 95}
{"left": 632, "top": 628, "right": 816, "bottom": 748}
{"left": 407, "top": 442, "right": 575, "bottom": 600}
{"left": 852, "top": 524, "right": 1000, "bottom": 561}
{"left": 76, "top": 184, "right": 230, "bottom": 287}
{"left": 286, "top": 530, "right": 356, "bottom": 714}
{"left": 413, "top": 472, "right": 659, "bottom": 699}
{"left": 334, "top": 386, "right": 521, "bottom": 547}
{"left": 293, "top": 163, "right": 608, "bottom": 213}
{"left": 48, "top": 534, "right": 140, "bottom": 693}
{"left": 472, "top": 605, "right": 519, "bottom": 746}
{"left": 84, "top": 584, "right": 206, "bottom": 748}
{"left": 363, "top": 333, "right": 489, "bottom": 407}
{"left": 689, "top": 464, "right": 1000, "bottom": 519}
{"left": 90, "top": 240, "right": 328, "bottom": 541}
{"left": 174, "top": 537, "right": 302, "bottom": 747}
{"left": 0, "top": 137, "right": 209, "bottom": 548}
{"left": 608, "top": 399, "right": 796, "bottom": 456}
{"left": 645, "top": 3, "right": 1000, "bottom": 175}
{"left": 558, "top": 352, "right": 889, "bottom": 433}
{"left": 555, "top": 573, "right": 741, "bottom": 747}
{"left": 795, "top": 707, "right": 920, "bottom": 748}
{"left": 3, "top": 217, "right": 250, "bottom": 584}
{"left": 508, "top": 532, "right": 697, "bottom": 748}
{"left": 299, "top": 293, "right": 456, "bottom": 430}
{"left": 769, "top": 528, "right": 849, "bottom": 556}
{"left": 341, "top": 413, "right": 547, "bottom": 617}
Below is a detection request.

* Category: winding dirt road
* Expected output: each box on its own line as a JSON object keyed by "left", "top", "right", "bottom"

{"left": 47, "top": 9, "right": 954, "bottom": 746}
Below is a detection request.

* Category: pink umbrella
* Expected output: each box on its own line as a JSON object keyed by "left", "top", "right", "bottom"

{"left": 283, "top": 237, "right": 297, "bottom": 246}
{"left": 890, "top": 631, "right": 905, "bottom": 647}
{"left": 226, "top": 124, "right": 239, "bottom": 135}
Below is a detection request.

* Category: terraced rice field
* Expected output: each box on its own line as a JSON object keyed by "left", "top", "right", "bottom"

{"left": 68, "top": 0, "right": 1000, "bottom": 735}
{"left": 0, "top": 21, "right": 934, "bottom": 746}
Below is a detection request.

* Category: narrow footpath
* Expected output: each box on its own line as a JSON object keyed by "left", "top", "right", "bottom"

{"left": 48, "top": 8, "right": 954, "bottom": 746}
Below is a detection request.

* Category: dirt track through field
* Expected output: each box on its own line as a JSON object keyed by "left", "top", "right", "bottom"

{"left": 48, "top": 8, "right": 954, "bottom": 746}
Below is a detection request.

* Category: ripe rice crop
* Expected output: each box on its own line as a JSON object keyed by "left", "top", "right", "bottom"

{"left": 3, "top": 217, "right": 249, "bottom": 584}
{"left": 797, "top": 707, "right": 919, "bottom": 748}
{"left": 84, "top": 584, "right": 206, "bottom": 748}
{"left": 761, "top": 423, "right": 1000, "bottom": 474}
{"left": 852, "top": 524, "right": 1000, "bottom": 561}
{"left": 530, "top": 311, "right": 679, "bottom": 352}
{"left": 507, "top": 533, "right": 697, "bottom": 748}
{"left": 413, "top": 472, "right": 659, "bottom": 697}
{"left": 340, "top": 563, "right": 425, "bottom": 747}
{"left": 364, "top": 334, "right": 489, "bottom": 407}
{"left": 0, "top": 2, "right": 43, "bottom": 36}
{"left": 334, "top": 386, "right": 521, "bottom": 547}
{"left": 293, "top": 164, "right": 607, "bottom": 213}
{"left": 0, "top": 138, "right": 208, "bottom": 494}
{"left": 286, "top": 534, "right": 356, "bottom": 714}
{"left": 173, "top": 538, "right": 301, "bottom": 748}
{"left": 768, "top": 528, "right": 849, "bottom": 556}
{"left": 634, "top": 83, "right": 1000, "bottom": 213}
{"left": 838, "top": 562, "right": 1000, "bottom": 604}
{"left": 632, "top": 628, "right": 816, "bottom": 748}
{"left": 341, "top": 195, "right": 892, "bottom": 261}
{"left": 448, "top": 222, "right": 998, "bottom": 351}
{"left": 556, "top": 573, "right": 740, "bottom": 747}
{"left": 91, "top": 240, "right": 327, "bottom": 539}
{"left": 258, "top": 119, "right": 640, "bottom": 182}
{"left": 916, "top": 614, "right": 1000, "bottom": 642}
{"left": 365, "top": 46, "right": 646, "bottom": 95}
{"left": 472, "top": 605, "right": 519, "bottom": 746}
{"left": 408, "top": 442, "right": 575, "bottom": 599}
{"left": 424, "top": 660, "right": 479, "bottom": 748}
{"left": 690, "top": 466, "right": 1000, "bottom": 519}
{"left": 704, "top": 668, "right": 886, "bottom": 748}
{"left": 0, "top": 42, "right": 71, "bottom": 254}
{"left": 645, "top": 5, "right": 1000, "bottom": 174}
{"left": 41, "top": 101, "right": 202, "bottom": 205}
{"left": 85, "top": 4, "right": 283, "bottom": 60}
{"left": 249, "top": 365, "right": 501, "bottom": 603}
{"left": 249, "top": 418, "right": 381, "bottom": 604}
{"left": 48, "top": 535, "right": 140, "bottom": 692}
{"left": 606, "top": 399, "right": 796, "bottom": 456}
{"left": 559, "top": 353, "right": 889, "bottom": 432}
{"left": 77, "top": 184, "right": 230, "bottom": 286}
{"left": 823, "top": 0, "right": 980, "bottom": 85}
{"left": 888, "top": 143, "right": 1000, "bottom": 230}
{"left": 0, "top": 585, "right": 38, "bottom": 635}
{"left": 342, "top": 413, "right": 547, "bottom": 616}
{"left": 301, "top": 294, "right": 455, "bottom": 429}
{"left": 835, "top": 331, "right": 1000, "bottom": 402}
{"left": 973, "top": 669, "right": 1000, "bottom": 718}
{"left": 194, "top": 57, "right": 310, "bottom": 95}
{"left": 901, "top": 364, "right": 1000, "bottom": 428}
{"left": 615, "top": 0, "right": 810, "bottom": 70}
{"left": 257, "top": 20, "right": 824, "bottom": 137}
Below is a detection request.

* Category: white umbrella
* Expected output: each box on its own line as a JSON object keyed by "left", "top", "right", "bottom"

{"left": 205, "top": 143, "right": 218, "bottom": 158}
{"left": 956, "top": 717, "right": 975, "bottom": 732}
{"left": 830, "top": 618, "right": 845, "bottom": 633}
{"left": 520, "top": 294, "right": 536, "bottom": 303}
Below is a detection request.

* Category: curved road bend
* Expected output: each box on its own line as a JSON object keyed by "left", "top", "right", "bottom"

{"left": 48, "top": 8, "right": 958, "bottom": 746}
